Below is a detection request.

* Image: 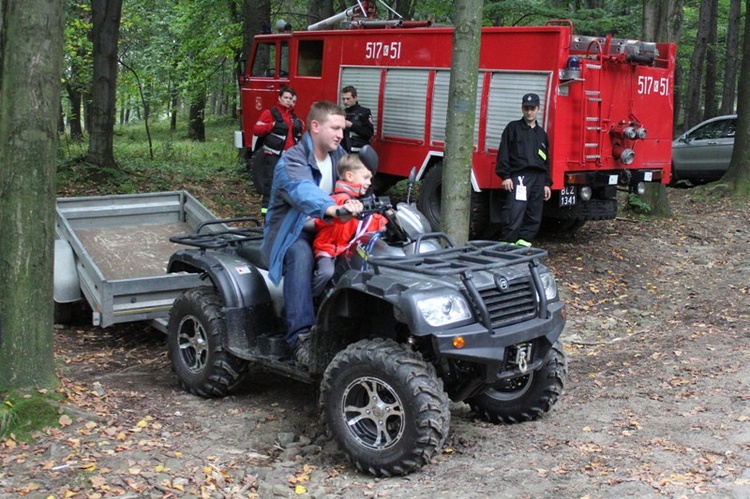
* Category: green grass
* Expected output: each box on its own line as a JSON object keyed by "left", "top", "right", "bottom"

{"left": 0, "top": 391, "right": 65, "bottom": 441}
{"left": 57, "top": 115, "right": 248, "bottom": 197}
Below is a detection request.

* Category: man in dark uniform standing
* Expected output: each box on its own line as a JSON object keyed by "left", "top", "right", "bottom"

{"left": 340, "top": 85, "right": 373, "bottom": 153}
{"left": 495, "top": 93, "right": 552, "bottom": 246}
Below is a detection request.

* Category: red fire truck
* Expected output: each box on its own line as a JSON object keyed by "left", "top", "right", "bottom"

{"left": 235, "top": 5, "right": 675, "bottom": 235}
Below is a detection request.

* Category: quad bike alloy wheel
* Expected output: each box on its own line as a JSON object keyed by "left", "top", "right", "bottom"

{"left": 320, "top": 339, "right": 450, "bottom": 476}
{"left": 167, "top": 287, "right": 248, "bottom": 398}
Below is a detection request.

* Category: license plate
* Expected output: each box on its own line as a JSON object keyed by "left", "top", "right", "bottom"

{"left": 559, "top": 185, "right": 576, "bottom": 207}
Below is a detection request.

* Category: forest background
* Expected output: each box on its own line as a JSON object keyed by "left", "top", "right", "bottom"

{"left": 61, "top": 0, "right": 742, "bottom": 158}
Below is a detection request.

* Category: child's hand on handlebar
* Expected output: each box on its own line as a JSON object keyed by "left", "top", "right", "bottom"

{"left": 326, "top": 199, "right": 364, "bottom": 221}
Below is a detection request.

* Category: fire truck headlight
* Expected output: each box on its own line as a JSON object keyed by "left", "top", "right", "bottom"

{"left": 623, "top": 127, "right": 638, "bottom": 140}
{"left": 634, "top": 181, "right": 646, "bottom": 195}
{"left": 636, "top": 127, "right": 647, "bottom": 140}
{"left": 619, "top": 148, "right": 635, "bottom": 165}
{"left": 580, "top": 186, "right": 592, "bottom": 201}
{"left": 417, "top": 294, "right": 472, "bottom": 327}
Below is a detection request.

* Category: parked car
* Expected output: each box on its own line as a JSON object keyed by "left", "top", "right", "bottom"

{"left": 671, "top": 114, "right": 736, "bottom": 185}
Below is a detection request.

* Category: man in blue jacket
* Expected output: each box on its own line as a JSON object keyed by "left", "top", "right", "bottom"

{"left": 261, "top": 101, "right": 363, "bottom": 366}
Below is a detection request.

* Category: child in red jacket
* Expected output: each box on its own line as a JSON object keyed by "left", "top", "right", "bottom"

{"left": 312, "top": 154, "right": 387, "bottom": 297}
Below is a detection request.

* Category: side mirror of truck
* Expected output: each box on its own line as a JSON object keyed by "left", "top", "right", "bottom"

{"left": 358, "top": 145, "right": 379, "bottom": 175}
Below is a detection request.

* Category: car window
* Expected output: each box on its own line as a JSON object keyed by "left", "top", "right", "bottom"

{"left": 724, "top": 119, "right": 736, "bottom": 138}
{"left": 689, "top": 121, "right": 725, "bottom": 141}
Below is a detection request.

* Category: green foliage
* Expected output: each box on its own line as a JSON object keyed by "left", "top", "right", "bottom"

{"left": 57, "top": 116, "right": 243, "bottom": 196}
{"left": 626, "top": 193, "right": 652, "bottom": 214}
{"left": 483, "top": 0, "right": 640, "bottom": 37}
{"left": 0, "top": 391, "right": 64, "bottom": 442}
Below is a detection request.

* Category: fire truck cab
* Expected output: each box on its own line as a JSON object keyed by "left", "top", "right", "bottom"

{"left": 236, "top": 9, "right": 675, "bottom": 236}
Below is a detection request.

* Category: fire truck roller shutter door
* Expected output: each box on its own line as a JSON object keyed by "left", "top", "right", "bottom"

{"left": 382, "top": 69, "right": 429, "bottom": 140}
{"left": 341, "top": 67, "right": 380, "bottom": 136}
{"left": 485, "top": 72, "right": 550, "bottom": 149}
{"left": 430, "top": 71, "right": 484, "bottom": 146}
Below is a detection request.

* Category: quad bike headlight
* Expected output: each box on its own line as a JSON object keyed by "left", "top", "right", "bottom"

{"left": 540, "top": 272, "right": 558, "bottom": 301}
{"left": 417, "top": 294, "right": 472, "bottom": 327}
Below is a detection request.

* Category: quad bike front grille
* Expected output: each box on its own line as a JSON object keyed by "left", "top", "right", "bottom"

{"left": 479, "top": 278, "right": 538, "bottom": 329}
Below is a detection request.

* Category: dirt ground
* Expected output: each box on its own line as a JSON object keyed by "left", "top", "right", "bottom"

{"left": 2, "top": 188, "right": 749, "bottom": 498}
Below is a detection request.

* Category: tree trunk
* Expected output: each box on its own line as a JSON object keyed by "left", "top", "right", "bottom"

{"left": 66, "top": 83, "right": 85, "bottom": 142}
{"left": 170, "top": 92, "right": 178, "bottom": 132}
{"left": 683, "top": 0, "right": 712, "bottom": 130}
{"left": 386, "top": 0, "right": 416, "bottom": 19}
{"left": 188, "top": 90, "right": 206, "bottom": 142}
{"left": 442, "top": 0, "right": 483, "bottom": 245}
{"left": 721, "top": 0, "right": 750, "bottom": 197}
{"left": 307, "top": 0, "right": 335, "bottom": 27}
{"left": 58, "top": 102, "right": 66, "bottom": 135}
{"left": 86, "top": 0, "right": 123, "bottom": 168}
{"left": 640, "top": 0, "right": 683, "bottom": 217}
{"left": 720, "top": 0, "right": 741, "bottom": 115}
{"left": 702, "top": 0, "right": 718, "bottom": 120}
{"left": 244, "top": 0, "right": 269, "bottom": 60}
{"left": 642, "top": 0, "right": 683, "bottom": 131}
{"left": 0, "top": 0, "right": 65, "bottom": 390}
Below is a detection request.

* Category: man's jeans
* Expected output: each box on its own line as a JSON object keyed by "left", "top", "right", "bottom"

{"left": 282, "top": 231, "right": 315, "bottom": 348}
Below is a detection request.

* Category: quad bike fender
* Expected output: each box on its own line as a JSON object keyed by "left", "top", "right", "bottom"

{"left": 168, "top": 249, "right": 276, "bottom": 353}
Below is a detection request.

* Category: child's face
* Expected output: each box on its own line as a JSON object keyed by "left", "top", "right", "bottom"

{"left": 346, "top": 167, "right": 372, "bottom": 195}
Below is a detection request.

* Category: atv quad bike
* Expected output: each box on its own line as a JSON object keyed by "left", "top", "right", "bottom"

{"left": 165, "top": 149, "right": 567, "bottom": 476}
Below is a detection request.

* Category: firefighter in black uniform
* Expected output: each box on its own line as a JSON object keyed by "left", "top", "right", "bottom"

{"left": 252, "top": 86, "right": 304, "bottom": 214}
{"left": 340, "top": 86, "right": 373, "bottom": 153}
{"left": 495, "top": 93, "right": 552, "bottom": 246}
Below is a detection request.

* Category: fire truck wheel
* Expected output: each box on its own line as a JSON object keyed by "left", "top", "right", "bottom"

{"left": 418, "top": 163, "right": 490, "bottom": 237}
{"left": 167, "top": 287, "right": 249, "bottom": 398}
{"left": 320, "top": 338, "right": 450, "bottom": 477}
{"left": 468, "top": 341, "right": 567, "bottom": 424}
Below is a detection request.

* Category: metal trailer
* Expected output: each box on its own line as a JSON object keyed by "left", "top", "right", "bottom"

{"left": 54, "top": 190, "right": 221, "bottom": 331}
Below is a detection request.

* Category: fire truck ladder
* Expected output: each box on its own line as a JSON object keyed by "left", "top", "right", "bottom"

{"left": 582, "top": 60, "right": 603, "bottom": 166}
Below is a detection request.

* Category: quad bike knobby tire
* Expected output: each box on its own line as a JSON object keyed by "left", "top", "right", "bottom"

{"left": 320, "top": 338, "right": 450, "bottom": 477}
{"left": 468, "top": 341, "right": 567, "bottom": 424}
{"left": 167, "top": 287, "right": 249, "bottom": 398}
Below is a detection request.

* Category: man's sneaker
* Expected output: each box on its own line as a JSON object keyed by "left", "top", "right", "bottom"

{"left": 514, "top": 239, "right": 532, "bottom": 247}
{"left": 293, "top": 332, "right": 311, "bottom": 367}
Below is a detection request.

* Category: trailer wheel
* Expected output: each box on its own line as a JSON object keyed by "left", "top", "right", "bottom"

{"left": 468, "top": 341, "right": 567, "bottom": 424}
{"left": 167, "top": 287, "right": 248, "bottom": 398}
{"left": 320, "top": 339, "right": 450, "bottom": 477}
{"left": 417, "top": 163, "right": 489, "bottom": 238}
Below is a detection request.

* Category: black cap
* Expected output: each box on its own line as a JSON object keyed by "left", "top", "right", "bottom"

{"left": 522, "top": 93, "right": 540, "bottom": 107}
